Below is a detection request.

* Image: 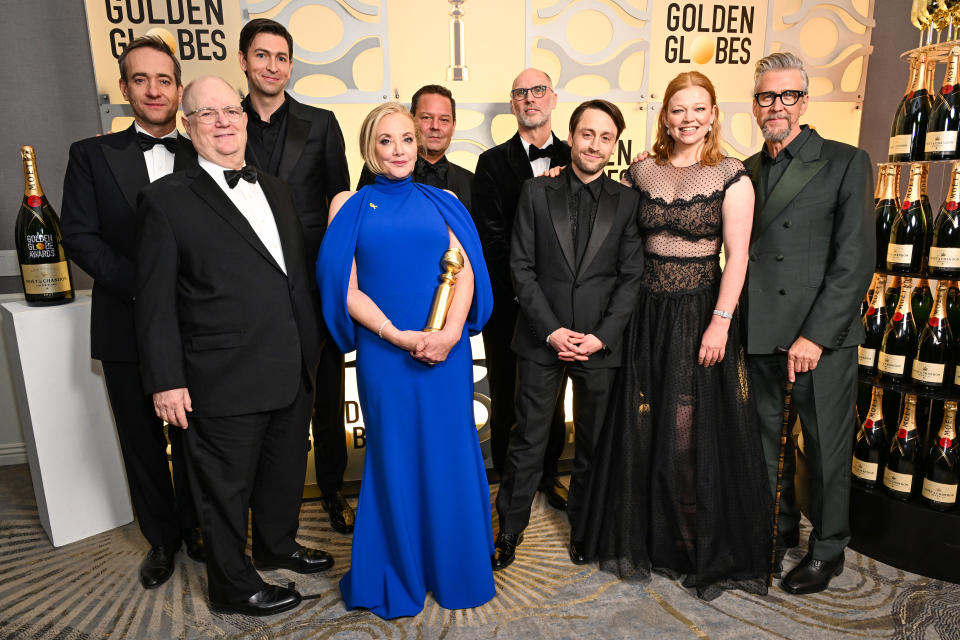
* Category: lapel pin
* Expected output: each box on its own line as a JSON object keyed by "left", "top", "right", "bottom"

{"left": 369, "top": 202, "right": 378, "bottom": 210}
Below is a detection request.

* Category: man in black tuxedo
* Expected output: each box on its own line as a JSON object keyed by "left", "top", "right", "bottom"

{"left": 493, "top": 100, "right": 643, "bottom": 569}
{"left": 237, "top": 19, "right": 353, "bottom": 534}
{"left": 60, "top": 36, "right": 201, "bottom": 590}
{"left": 473, "top": 69, "right": 571, "bottom": 508}
{"left": 357, "top": 84, "right": 473, "bottom": 208}
{"left": 743, "top": 53, "right": 873, "bottom": 595}
{"left": 136, "top": 75, "right": 333, "bottom": 616}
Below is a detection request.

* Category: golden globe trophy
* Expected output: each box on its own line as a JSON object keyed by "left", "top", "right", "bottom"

{"left": 447, "top": 0, "right": 469, "bottom": 81}
{"left": 424, "top": 248, "right": 465, "bottom": 331}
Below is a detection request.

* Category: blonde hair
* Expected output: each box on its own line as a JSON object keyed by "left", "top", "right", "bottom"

{"left": 359, "top": 102, "right": 416, "bottom": 174}
{"left": 652, "top": 71, "right": 725, "bottom": 167}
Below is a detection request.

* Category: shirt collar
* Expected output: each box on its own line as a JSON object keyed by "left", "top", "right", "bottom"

{"left": 242, "top": 93, "right": 289, "bottom": 127}
{"left": 134, "top": 122, "right": 178, "bottom": 140}
{"left": 566, "top": 167, "right": 602, "bottom": 200}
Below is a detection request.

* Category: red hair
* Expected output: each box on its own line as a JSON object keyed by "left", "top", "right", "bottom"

{"left": 652, "top": 71, "right": 725, "bottom": 167}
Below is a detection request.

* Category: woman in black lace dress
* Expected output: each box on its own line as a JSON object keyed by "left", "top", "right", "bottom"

{"left": 577, "top": 71, "right": 772, "bottom": 599}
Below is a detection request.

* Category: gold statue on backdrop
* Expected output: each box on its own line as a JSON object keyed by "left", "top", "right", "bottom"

{"left": 424, "top": 248, "right": 464, "bottom": 331}
{"left": 447, "top": 0, "right": 469, "bottom": 81}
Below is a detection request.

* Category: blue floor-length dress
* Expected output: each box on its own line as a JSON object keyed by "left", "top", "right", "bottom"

{"left": 316, "top": 175, "right": 495, "bottom": 619}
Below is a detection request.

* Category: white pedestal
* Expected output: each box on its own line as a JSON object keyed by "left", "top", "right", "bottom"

{"left": 1, "top": 294, "right": 133, "bottom": 547}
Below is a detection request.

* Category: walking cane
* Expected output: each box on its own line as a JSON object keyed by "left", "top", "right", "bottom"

{"left": 769, "top": 347, "right": 795, "bottom": 586}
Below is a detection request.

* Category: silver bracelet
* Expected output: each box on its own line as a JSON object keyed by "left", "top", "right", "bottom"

{"left": 378, "top": 319, "right": 390, "bottom": 339}
{"left": 713, "top": 309, "right": 733, "bottom": 319}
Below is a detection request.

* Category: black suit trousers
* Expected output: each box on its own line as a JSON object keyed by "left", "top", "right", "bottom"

{"left": 496, "top": 357, "right": 615, "bottom": 534}
{"left": 101, "top": 360, "right": 196, "bottom": 548}
{"left": 483, "top": 300, "right": 566, "bottom": 479}
{"left": 748, "top": 348, "right": 857, "bottom": 562}
{"left": 183, "top": 369, "right": 314, "bottom": 602}
{"left": 311, "top": 334, "right": 347, "bottom": 494}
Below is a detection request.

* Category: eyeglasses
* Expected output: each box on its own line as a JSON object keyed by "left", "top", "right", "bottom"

{"left": 184, "top": 106, "right": 244, "bottom": 124}
{"left": 510, "top": 85, "right": 549, "bottom": 101}
{"left": 753, "top": 90, "right": 805, "bottom": 107}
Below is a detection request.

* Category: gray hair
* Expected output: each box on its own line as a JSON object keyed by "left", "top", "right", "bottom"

{"left": 753, "top": 52, "right": 809, "bottom": 94}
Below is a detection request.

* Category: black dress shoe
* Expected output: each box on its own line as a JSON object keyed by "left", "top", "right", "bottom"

{"left": 540, "top": 478, "right": 568, "bottom": 511}
{"left": 568, "top": 539, "right": 587, "bottom": 565}
{"left": 210, "top": 584, "right": 302, "bottom": 616}
{"left": 491, "top": 533, "right": 524, "bottom": 571}
{"left": 781, "top": 553, "right": 844, "bottom": 595}
{"left": 139, "top": 544, "right": 177, "bottom": 589}
{"left": 254, "top": 545, "right": 334, "bottom": 574}
{"left": 320, "top": 492, "right": 355, "bottom": 534}
{"left": 182, "top": 527, "right": 205, "bottom": 562}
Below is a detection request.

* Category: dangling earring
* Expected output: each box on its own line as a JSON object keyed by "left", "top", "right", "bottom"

{"left": 666, "top": 127, "right": 672, "bottom": 137}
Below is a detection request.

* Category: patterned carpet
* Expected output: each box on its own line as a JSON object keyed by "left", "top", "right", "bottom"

{"left": 1, "top": 464, "right": 958, "bottom": 640}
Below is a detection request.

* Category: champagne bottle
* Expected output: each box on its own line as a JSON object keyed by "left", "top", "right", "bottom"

{"left": 913, "top": 281, "right": 953, "bottom": 388}
{"left": 912, "top": 277, "right": 934, "bottom": 326}
{"left": 860, "top": 273, "right": 888, "bottom": 375}
{"left": 920, "top": 163, "right": 935, "bottom": 260}
{"left": 887, "top": 164, "right": 927, "bottom": 273}
{"left": 890, "top": 57, "right": 920, "bottom": 160}
{"left": 921, "top": 400, "right": 959, "bottom": 510}
{"left": 890, "top": 54, "right": 932, "bottom": 162}
{"left": 853, "top": 386, "right": 888, "bottom": 488}
{"left": 875, "top": 164, "right": 900, "bottom": 270}
{"left": 926, "top": 46, "right": 960, "bottom": 160}
{"left": 886, "top": 275, "right": 903, "bottom": 319}
{"left": 883, "top": 393, "right": 920, "bottom": 500}
{"left": 879, "top": 278, "right": 917, "bottom": 382}
{"left": 15, "top": 146, "right": 73, "bottom": 305}
{"left": 930, "top": 162, "right": 960, "bottom": 277}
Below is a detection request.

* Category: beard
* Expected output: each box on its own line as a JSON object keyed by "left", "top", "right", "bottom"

{"left": 515, "top": 108, "right": 550, "bottom": 130}
{"left": 761, "top": 115, "right": 792, "bottom": 142}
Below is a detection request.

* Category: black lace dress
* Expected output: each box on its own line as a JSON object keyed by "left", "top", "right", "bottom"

{"left": 575, "top": 157, "right": 771, "bottom": 599}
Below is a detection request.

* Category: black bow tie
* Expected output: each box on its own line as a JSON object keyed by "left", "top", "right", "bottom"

{"left": 415, "top": 157, "right": 448, "bottom": 185}
{"left": 137, "top": 132, "right": 178, "bottom": 153}
{"left": 528, "top": 144, "right": 554, "bottom": 162}
{"left": 224, "top": 165, "right": 258, "bottom": 188}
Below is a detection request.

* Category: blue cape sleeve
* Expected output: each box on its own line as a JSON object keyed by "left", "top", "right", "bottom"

{"left": 316, "top": 184, "right": 492, "bottom": 353}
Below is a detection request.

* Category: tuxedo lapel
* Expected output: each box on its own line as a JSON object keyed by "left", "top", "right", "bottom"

{"left": 547, "top": 179, "right": 576, "bottom": 275}
{"left": 102, "top": 125, "right": 149, "bottom": 212}
{"left": 507, "top": 133, "right": 534, "bottom": 182}
{"left": 260, "top": 174, "right": 301, "bottom": 277}
{"left": 277, "top": 101, "right": 311, "bottom": 181}
{"left": 578, "top": 176, "right": 618, "bottom": 274}
{"left": 186, "top": 165, "right": 284, "bottom": 273}
{"left": 173, "top": 135, "right": 194, "bottom": 171}
{"left": 754, "top": 132, "right": 827, "bottom": 239}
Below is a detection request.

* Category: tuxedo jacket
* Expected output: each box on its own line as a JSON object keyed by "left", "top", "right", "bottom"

{"left": 473, "top": 132, "right": 571, "bottom": 300}
{"left": 135, "top": 162, "right": 322, "bottom": 418}
{"left": 61, "top": 124, "right": 196, "bottom": 362}
{"left": 742, "top": 127, "right": 874, "bottom": 354}
{"left": 244, "top": 95, "right": 350, "bottom": 259}
{"left": 510, "top": 171, "right": 644, "bottom": 369}
{"left": 356, "top": 157, "right": 474, "bottom": 211}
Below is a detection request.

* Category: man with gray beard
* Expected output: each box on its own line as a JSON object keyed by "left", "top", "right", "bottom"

{"left": 742, "top": 52, "right": 873, "bottom": 595}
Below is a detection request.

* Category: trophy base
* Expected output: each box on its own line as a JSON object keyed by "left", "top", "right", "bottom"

{"left": 447, "top": 66, "right": 468, "bottom": 81}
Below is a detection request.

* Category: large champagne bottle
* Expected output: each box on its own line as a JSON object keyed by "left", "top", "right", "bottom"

{"left": 887, "top": 164, "right": 927, "bottom": 273}
{"left": 913, "top": 280, "right": 953, "bottom": 389}
{"left": 875, "top": 164, "right": 901, "bottom": 270}
{"left": 853, "top": 385, "right": 888, "bottom": 488}
{"left": 930, "top": 162, "right": 960, "bottom": 277}
{"left": 883, "top": 393, "right": 920, "bottom": 500}
{"left": 879, "top": 278, "right": 917, "bottom": 382}
{"left": 860, "top": 273, "right": 888, "bottom": 375}
{"left": 890, "top": 53, "right": 932, "bottom": 162}
{"left": 15, "top": 146, "right": 73, "bottom": 305}
{"left": 926, "top": 46, "right": 960, "bottom": 160}
{"left": 921, "top": 400, "right": 959, "bottom": 510}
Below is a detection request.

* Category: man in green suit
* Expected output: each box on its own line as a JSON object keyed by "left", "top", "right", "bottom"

{"left": 742, "top": 52, "right": 874, "bottom": 595}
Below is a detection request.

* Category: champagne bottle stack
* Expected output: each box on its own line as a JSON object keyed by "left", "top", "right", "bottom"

{"left": 15, "top": 145, "right": 73, "bottom": 306}
{"left": 888, "top": 163, "right": 928, "bottom": 273}
{"left": 890, "top": 53, "right": 932, "bottom": 162}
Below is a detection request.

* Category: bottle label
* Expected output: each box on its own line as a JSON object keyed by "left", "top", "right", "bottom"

{"left": 878, "top": 352, "right": 906, "bottom": 375}
{"left": 922, "top": 478, "right": 958, "bottom": 504}
{"left": 858, "top": 346, "right": 876, "bottom": 367}
{"left": 20, "top": 262, "right": 71, "bottom": 295}
{"left": 889, "top": 134, "right": 913, "bottom": 156}
{"left": 930, "top": 246, "right": 960, "bottom": 268}
{"left": 887, "top": 243, "right": 914, "bottom": 265}
{"left": 912, "top": 360, "right": 945, "bottom": 383}
{"left": 925, "top": 130, "right": 958, "bottom": 153}
{"left": 955, "top": 365, "right": 960, "bottom": 385}
{"left": 852, "top": 457, "right": 879, "bottom": 481}
{"left": 883, "top": 467, "right": 914, "bottom": 493}
{"left": 24, "top": 232, "right": 56, "bottom": 259}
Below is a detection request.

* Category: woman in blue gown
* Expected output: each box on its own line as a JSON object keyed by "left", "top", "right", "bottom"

{"left": 316, "top": 103, "right": 495, "bottom": 619}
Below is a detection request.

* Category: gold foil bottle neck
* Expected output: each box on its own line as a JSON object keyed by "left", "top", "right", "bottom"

{"left": 21, "top": 145, "right": 44, "bottom": 198}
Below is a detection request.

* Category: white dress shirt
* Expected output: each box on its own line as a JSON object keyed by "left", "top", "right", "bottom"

{"left": 134, "top": 122, "right": 177, "bottom": 183}
{"left": 519, "top": 136, "right": 554, "bottom": 177}
{"left": 198, "top": 156, "right": 287, "bottom": 274}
